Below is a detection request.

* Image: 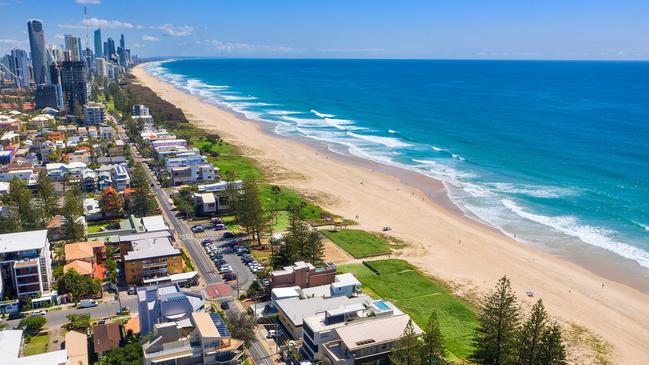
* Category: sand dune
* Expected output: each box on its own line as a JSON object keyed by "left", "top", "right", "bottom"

{"left": 133, "top": 64, "right": 649, "bottom": 364}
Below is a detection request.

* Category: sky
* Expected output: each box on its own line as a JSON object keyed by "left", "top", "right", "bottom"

{"left": 1, "top": 0, "right": 649, "bottom": 60}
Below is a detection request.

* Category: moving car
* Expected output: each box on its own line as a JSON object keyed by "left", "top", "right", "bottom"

{"left": 32, "top": 310, "right": 47, "bottom": 316}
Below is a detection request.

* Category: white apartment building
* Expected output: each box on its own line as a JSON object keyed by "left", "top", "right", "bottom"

{"left": 83, "top": 102, "right": 105, "bottom": 125}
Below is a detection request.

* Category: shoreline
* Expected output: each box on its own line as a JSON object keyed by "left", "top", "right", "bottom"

{"left": 133, "top": 62, "right": 649, "bottom": 363}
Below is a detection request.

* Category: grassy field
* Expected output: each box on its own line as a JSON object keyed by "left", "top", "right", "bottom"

{"left": 271, "top": 210, "right": 290, "bottom": 232}
{"left": 22, "top": 333, "right": 49, "bottom": 356}
{"left": 87, "top": 220, "right": 114, "bottom": 233}
{"left": 337, "top": 259, "right": 477, "bottom": 360}
{"left": 195, "top": 139, "right": 262, "bottom": 180}
{"left": 322, "top": 229, "right": 392, "bottom": 258}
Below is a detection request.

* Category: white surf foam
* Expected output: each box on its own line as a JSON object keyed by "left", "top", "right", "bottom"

{"left": 310, "top": 109, "right": 335, "bottom": 118}
{"left": 502, "top": 199, "right": 649, "bottom": 269}
{"left": 346, "top": 132, "right": 412, "bottom": 148}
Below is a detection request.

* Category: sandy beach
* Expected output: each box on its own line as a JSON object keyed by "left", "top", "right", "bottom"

{"left": 133, "top": 64, "right": 649, "bottom": 364}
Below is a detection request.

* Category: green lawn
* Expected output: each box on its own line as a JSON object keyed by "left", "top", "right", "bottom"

{"left": 196, "top": 139, "right": 262, "bottom": 180}
{"left": 337, "top": 260, "right": 477, "bottom": 360}
{"left": 322, "top": 229, "right": 391, "bottom": 258}
{"left": 259, "top": 185, "right": 331, "bottom": 222}
{"left": 22, "top": 333, "right": 49, "bottom": 356}
{"left": 87, "top": 221, "right": 113, "bottom": 233}
{"left": 271, "top": 210, "right": 290, "bottom": 232}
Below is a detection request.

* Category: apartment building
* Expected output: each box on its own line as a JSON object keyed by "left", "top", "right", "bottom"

{"left": 143, "top": 312, "right": 244, "bottom": 365}
{"left": 137, "top": 283, "right": 206, "bottom": 336}
{"left": 120, "top": 230, "right": 183, "bottom": 285}
{"left": 0, "top": 230, "right": 53, "bottom": 298}
{"left": 269, "top": 261, "right": 337, "bottom": 289}
{"left": 83, "top": 102, "right": 106, "bottom": 125}
{"left": 165, "top": 152, "right": 217, "bottom": 186}
{"left": 321, "top": 315, "right": 423, "bottom": 365}
{"left": 301, "top": 298, "right": 411, "bottom": 361}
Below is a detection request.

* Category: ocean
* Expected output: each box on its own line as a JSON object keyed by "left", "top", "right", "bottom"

{"left": 146, "top": 58, "right": 649, "bottom": 276}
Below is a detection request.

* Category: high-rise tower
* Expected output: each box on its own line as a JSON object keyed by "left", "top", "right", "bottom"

{"left": 27, "top": 20, "right": 48, "bottom": 84}
{"left": 94, "top": 29, "right": 102, "bottom": 58}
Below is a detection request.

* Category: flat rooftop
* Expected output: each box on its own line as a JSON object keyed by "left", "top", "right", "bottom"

{"left": 0, "top": 230, "right": 48, "bottom": 254}
{"left": 276, "top": 294, "right": 369, "bottom": 327}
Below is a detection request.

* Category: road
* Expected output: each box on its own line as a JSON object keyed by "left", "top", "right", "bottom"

{"left": 4, "top": 294, "right": 139, "bottom": 329}
{"left": 113, "top": 116, "right": 273, "bottom": 365}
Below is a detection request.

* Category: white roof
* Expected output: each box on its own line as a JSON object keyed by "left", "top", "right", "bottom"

{"left": 276, "top": 294, "right": 370, "bottom": 327}
{"left": 195, "top": 193, "right": 215, "bottom": 204}
{"left": 0, "top": 330, "right": 21, "bottom": 359}
{"left": 271, "top": 286, "right": 301, "bottom": 300}
{"left": 142, "top": 216, "right": 168, "bottom": 231}
{"left": 332, "top": 273, "right": 361, "bottom": 288}
{"left": 336, "top": 315, "right": 422, "bottom": 351}
{"left": 0, "top": 330, "right": 67, "bottom": 365}
{"left": 0, "top": 230, "right": 48, "bottom": 253}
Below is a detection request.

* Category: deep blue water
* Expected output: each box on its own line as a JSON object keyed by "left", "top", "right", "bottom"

{"left": 147, "top": 59, "right": 649, "bottom": 271}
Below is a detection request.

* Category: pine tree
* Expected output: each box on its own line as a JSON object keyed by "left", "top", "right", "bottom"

{"left": 391, "top": 319, "right": 421, "bottom": 365}
{"left": 7, "top": 177, "right": 42, "bottom": 230}
{"left": 536, "top": 322, "right": 566, "bottom": 365}
{"left": 36, "top": 170, "right": 57, "bottom": 219}
{"left": 62, "top": 186, "right": 85, "bottom": 241}
{"left": 303, "top": 229, "right": 325, "bottom": 265}
{"left": 420, "top": 312, "right": 447, "bottom": 365}
{"left": 99, "top": 189, "right": 124, "bottom": 218}
{"left": 517, "top": 299, "right": 548, "bottom": 365}
{"left": 236, "top": 178, "right": 271, "bottom": 245}
{"left": 471, "top": 276, "right": 521, "bottom": 365}
{"left": 130, "top": 163, "right": 156, "bottom": 217}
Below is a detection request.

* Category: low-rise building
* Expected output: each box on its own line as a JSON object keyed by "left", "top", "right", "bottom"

{"left": 137, "top": 283, "right": 205, "bottom": 336}
{"left": 112, "top": 164, "right": 130, "bottom": 191}
{"left": 84, "top": 102, "right": 106, "bottom": 125}
{"left": 321, "top": 314, "right": 423, "bottom": 365}
{"left": 269, "top": 261, "right": 337, "bottom": 290}
{"left": 67, "top": 149, "right": 91, "bottom": 165}
{"left": 0, "top": 329, "right": 88, "bottom": 365}
{"left": 93, "top": 323, "right": 122, "bottom": 358}
{"left": 121, "top": 230, "right": 183, "bottom": 285}
{"left": 143, "top": 312, "right": 244, "bottom": 365}
{"left": 99, "top": 125, "right": 114, "bottom": 139}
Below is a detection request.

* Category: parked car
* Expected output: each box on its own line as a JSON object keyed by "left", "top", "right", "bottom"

{"left": 201, "top": 239, "right": 213, "bottom": 245}
{"left": 213, "top": 224, "right": 227, "bottom": 231}
{"left": 220, "top": 301, "right": 230, "bottom": 310}
{"left": 222, "top": 231, "right": 235, "bottom": 239}
{"left": 211, "top": 217, "right": 224, "bottom": 225}
{"left": 127, "top": 286, "right": 137, "bottom": 295}
{"left": 261, "top": 278, "right": 270, "bottom": 287}
{"left": 8, "top": 312, "right": 25, "bottom": 320}
{"left": 223, "top": 272, "right": 237, "bottom": 281}
{"left": 117, "top": 306, "right": 130, "bottom": 315}
{"left": 267, "top": 330, "right": 278, "bottom": 338}
{"left": 191, "top": 225, "right": 205, "bottom": 233}
{"left": 78, "top": 299, "right": 98, "bottom": 308}
{"left": 32, "top": 310, "right": 47, "bottom": 316}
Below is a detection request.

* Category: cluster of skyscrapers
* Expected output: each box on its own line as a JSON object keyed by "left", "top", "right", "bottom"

{"left": 0, "top": 19, "right": 137, "bottom": 114}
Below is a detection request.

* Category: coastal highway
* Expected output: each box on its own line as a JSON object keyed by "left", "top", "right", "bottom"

{"left": 113, "top": 115, "right": 273, "bottom": 365}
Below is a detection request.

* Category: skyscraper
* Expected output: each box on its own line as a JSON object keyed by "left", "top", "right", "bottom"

{"left": 94, "top": 29, "right": 102, "bottom": 58}
{"left": 10, "top": 49, "right": 30, "bottom": 88}
{"left": 27, "top": 20, "right": 48, "bottom": 84}
{"left": 64, "top": 35, "right": 82, "bottom": 61}
{"left": 60, "top": 60, "right": 88, "bottom": 114}
{"left": 106, "top": 37, "right": 116, "bottom": 62}
{"left": 119, "top": 34, "right": 126, "bottom": 66}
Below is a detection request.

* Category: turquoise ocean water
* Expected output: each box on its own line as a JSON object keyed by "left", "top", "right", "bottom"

{"left": 146, "top": 59, "right": 649, "bottom": 277}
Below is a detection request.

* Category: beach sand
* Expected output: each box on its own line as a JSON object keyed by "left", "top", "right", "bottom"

{"left": 133, "top": 64, "right": 649, "bottom": 364}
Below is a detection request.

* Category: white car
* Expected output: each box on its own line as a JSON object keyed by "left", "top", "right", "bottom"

{"left": 32, "top": 310, "right": 47, "bottom": 316}
{"left": 78, "top": 299, "right": 98, "bottom": 308}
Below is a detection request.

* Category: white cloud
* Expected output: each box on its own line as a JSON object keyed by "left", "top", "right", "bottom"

{"left": 76, "top": 0, "right": 100, "bottom": 4}
{"left": 58, "top": 18, "right": 193, "bottom": 37}
{"left": 196, "top": 39, "right": 296, "bottom": 54}
{"left": 132, "top": 43, "right": 146, "bottom": 48}
{"left": 142, "top": 35, "right": 160, "bottom": 42}
{"left": 153, "top": 24, "right": 194, "bottom": 36}
{"left": 59, "top": 17, "right": 134, "bottom": 29}
{"left": 55, "top": 34, "right": 65, "bottom": 40}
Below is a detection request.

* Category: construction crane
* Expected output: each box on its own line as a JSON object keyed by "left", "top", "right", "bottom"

{"left": 0, "top": 63, "right": 22, "bottom": 89}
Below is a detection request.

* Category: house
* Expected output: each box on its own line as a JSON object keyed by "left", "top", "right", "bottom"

{"left": 0, "top": 230, "right": 53, "bottom": 298}
{"left": 0, "top": 131, "right": 19, "bottom": 147}
{"left": 269, "top": 261, "right": 337, "bottom": 289}
{"left": 93, "top": 323, "right": 122, "bottom": 358}
{"left": 48, "top": 131, "right": 65, "bottom": 142}
{"left": 142, "top": 312, "right": 244, "bottom": 365}
{"left": 321, "top": 315, "right": 423, "bottom": 365}
{"left": 270, "top": 272, "right": 361, "bottom": 304}
{"left": 63, "top": 260, "right": 93, "bottom": 277}
{"left": 67, "top": 149, "right": 91, "bottom": 165}
{"left": 137, "top": 283, "right": 205, "bottom": 336}
{"left": 97, "top": 170, "right": 112, "bottom": 190}
{"left": 193, "top": 193, "right": 217, "bottom": 214}
{"left": 64, "top": 240, "right": 105, "bottom": 264}
{"left": 84, "top": 197, "right": 102, "bottom": 221}
{"left": 87, "top": 126, "right": 98, "bottom": 138}
{"left": 78, "top": 126, "right": 88, "bottom": 137}
{"left": 0, "top": 329, "right": 88, "bottom": 365}
{"left": 195, "top": 180, "right": 243, "bottom": 212}
{"left": 112, "top": 164, "right": 130, "bottom": 191}
{"left": 82, "top": 169, "right": 97, "bottom": 192}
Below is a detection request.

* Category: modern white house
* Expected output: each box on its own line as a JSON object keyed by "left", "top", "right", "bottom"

{"left": 112, "top": 164, "right": 130, "bottom": 191}
{"left": 137, "top": 283, "right": 206, "bottom": 336}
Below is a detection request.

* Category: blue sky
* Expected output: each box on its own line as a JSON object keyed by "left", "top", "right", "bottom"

{"left": 1, "top": 0, "right": 648, "bottom": 60}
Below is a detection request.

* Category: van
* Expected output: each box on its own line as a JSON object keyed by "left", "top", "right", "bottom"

{"left": 78, "top": 299, "right": 98, "bottom": 308}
